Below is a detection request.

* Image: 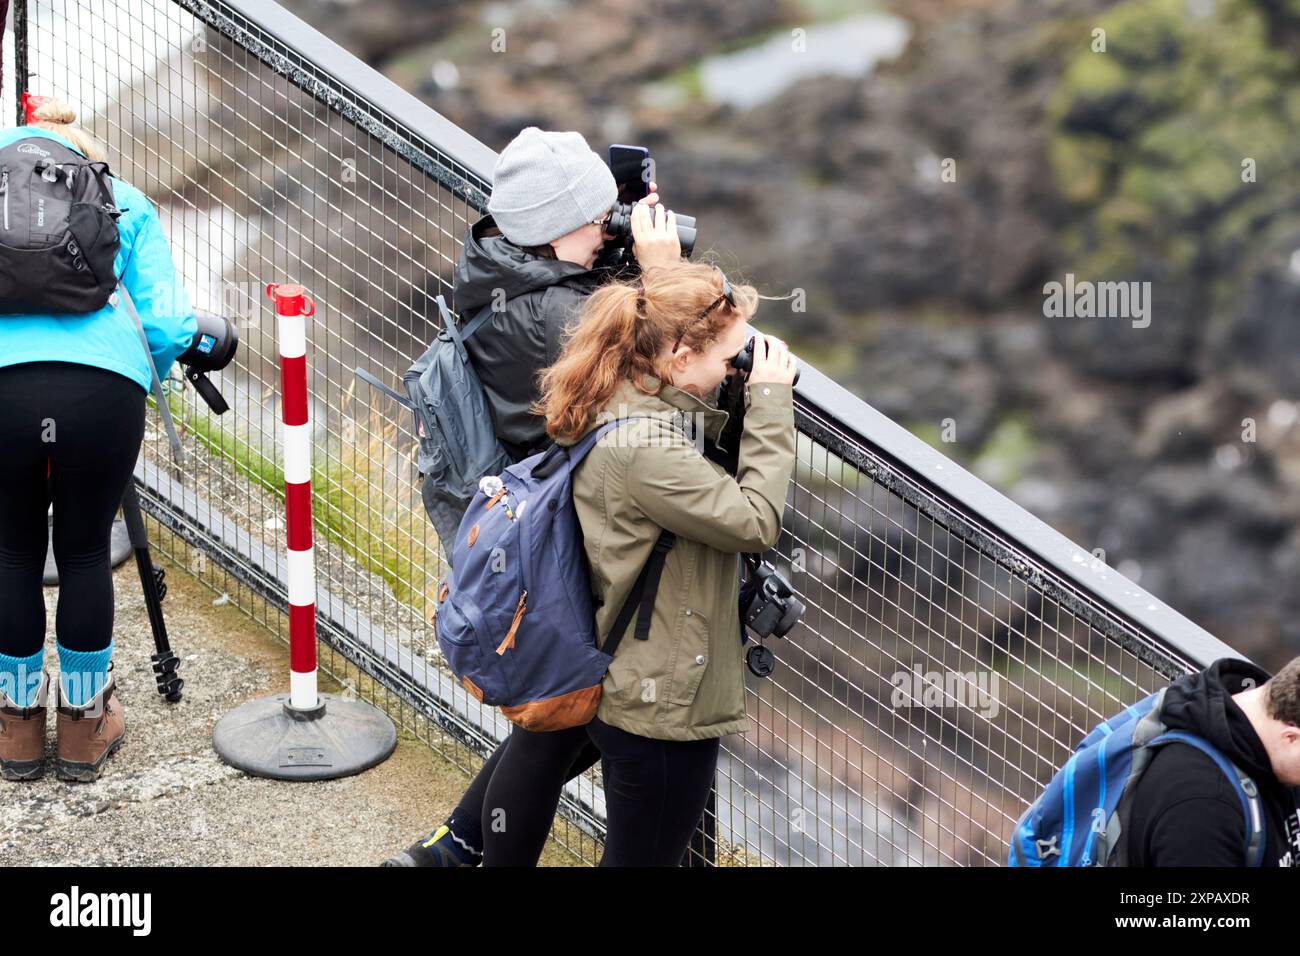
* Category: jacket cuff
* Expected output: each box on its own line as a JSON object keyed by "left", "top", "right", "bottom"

{"left": 743, "top": 380, "right": 794, "bottom": 413}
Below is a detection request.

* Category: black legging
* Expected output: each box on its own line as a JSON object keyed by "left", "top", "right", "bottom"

{"left": 0, "top": 361, "right": 146, "bottom": 656}
{"left": 461, "top": 718, "right": 719, "bottom": 867}
{"left": 587, "top": 715, "right": 720, "bottom": 866}
{"left": 462, "top": 724, "right": 601, "bottom": 866}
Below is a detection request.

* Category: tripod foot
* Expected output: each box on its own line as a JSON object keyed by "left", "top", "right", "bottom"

{"left": 152, "top": 650, "right": 184, "bottom": 703}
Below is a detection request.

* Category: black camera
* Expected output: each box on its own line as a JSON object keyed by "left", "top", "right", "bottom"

{"left": 739, "top": 555, "right": 805, "bottom": 678}
{"left": 742, "top": 558, "right": 805, "bottom": 639}
{"left": 177, "top": 310, "right": 238, "bottom": 414}
{"left": 731, "top": 334, "right": 800, "bottom": 386}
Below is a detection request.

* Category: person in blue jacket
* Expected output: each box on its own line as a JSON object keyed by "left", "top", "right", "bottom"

{"left": 0, "top": 99, "right": 196, "bottom": 783}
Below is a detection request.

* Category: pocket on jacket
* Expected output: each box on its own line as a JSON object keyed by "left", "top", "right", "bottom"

{"left": 667, "top": 606, "right": 710, "bottom": 706}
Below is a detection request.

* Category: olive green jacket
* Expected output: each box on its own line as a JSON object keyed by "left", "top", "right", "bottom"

{"left": 558, "top": 374, "right": 796, "bottom": 740}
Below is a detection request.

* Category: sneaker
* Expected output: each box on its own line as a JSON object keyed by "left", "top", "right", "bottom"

{"left": 381, "top": 823, "right": 483, "bottom": 867}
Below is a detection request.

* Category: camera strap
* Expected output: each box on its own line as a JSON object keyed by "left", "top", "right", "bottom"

{"left": 118, "top": 283, "right": 185, "bottom": 462}
{"left": 603, "top": 528, "right": 676, "bottom": 657}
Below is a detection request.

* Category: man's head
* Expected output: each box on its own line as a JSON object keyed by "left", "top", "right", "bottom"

{"left": 1235, "top": 655, "right": 1300, "bottom": 786}
{"left": 487, "top": 127, "right": 617, "bottom": 270}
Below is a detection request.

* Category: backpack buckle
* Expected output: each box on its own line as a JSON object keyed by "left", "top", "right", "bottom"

{"left": 1035, "top": 835, "right": 1061, "bottom": 860}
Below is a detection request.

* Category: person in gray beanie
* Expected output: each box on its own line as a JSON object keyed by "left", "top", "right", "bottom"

{"left": 487, "top": 127, "right": 616, "bottom": 249}
{"left": 453, "top": 126, "right": 681, "bottom": 461}
{"left": 385, "top": 127, "right": 681, "bottom": 868}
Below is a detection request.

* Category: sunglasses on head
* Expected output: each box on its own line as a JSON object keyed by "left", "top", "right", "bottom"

{"left": 673, "top": 268, "right": 735, "bottom": 352}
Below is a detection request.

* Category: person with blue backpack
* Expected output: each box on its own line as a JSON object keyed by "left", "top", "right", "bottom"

{"left": 522, "top": 261, "right": 796, "bottom": 864}
{"left": 383, "top": 127, "right": 686, "bottom": 866}
{"left": 1010, "top": 655, "right": 1300, "bottom": 866}
{"left": 406, "top": 260, "right": 794, "bottom": 867}
{"left": 0, "top": 99, "right": 196, "bottom": 782}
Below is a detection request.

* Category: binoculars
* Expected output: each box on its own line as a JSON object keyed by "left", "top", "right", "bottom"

{"left": 731, "top": 334, "right": 801, "bottom": 386}
{"left": 604, "top": 200, "right": 698, "bottom": 259}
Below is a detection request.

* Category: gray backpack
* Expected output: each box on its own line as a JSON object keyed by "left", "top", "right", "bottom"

{"left": 356, "top": 295, "right": 512, "bottom": 565}
{"left": 0, "top": 136, "right": 121, "bottom": 314}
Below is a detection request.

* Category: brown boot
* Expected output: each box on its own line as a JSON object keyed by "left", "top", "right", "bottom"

{"left": 55, "top": 668, "right": 125, "bottom": 782}
{"left": 0, "top": 670, "right": 50, "bottom": 781}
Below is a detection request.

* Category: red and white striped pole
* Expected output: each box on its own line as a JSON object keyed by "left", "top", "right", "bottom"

{"left": 212, "top": 282, "right": 396, "bottom": 780}
{"left": 266, "top": 282, "right": 318, "bottom": 711}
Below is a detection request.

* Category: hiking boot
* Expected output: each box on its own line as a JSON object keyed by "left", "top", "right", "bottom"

{"left": 55, "top": 667, "right": 125, "bottom": 782}
{"left": 0, "top": 670, "right": 50, "bottom": 781}
{"left": 381, "top": 823, "right": 483, "bottom": 867}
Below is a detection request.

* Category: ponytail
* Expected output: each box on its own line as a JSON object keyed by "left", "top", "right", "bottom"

{"left": 533, "top": 261, "right": 758, "bottom": 443}
{"left": 532, "top": 283, "right": 645, "bottom": 442}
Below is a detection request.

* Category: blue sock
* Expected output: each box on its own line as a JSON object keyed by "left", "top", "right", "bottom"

{"left": 57, "top": 641, "right": 113, "bottom": 707}
{"left": 0, "top": 648, "right": 45, "bottom": 708}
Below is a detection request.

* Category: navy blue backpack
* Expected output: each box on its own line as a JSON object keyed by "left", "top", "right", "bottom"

{"left": 432, "top": 416, "right": 677, "bottom": 732}
{"left": 1009, "top": 688, "right": 1265, "bottom": 866}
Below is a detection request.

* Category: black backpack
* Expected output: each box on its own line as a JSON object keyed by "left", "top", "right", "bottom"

{"left": 0, "top": 135, "right": 121, "bottom": 314}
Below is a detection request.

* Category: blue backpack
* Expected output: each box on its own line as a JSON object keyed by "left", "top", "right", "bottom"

{"left": 1008, "top": 688, "right": 1265, "bottom": 866}
{"left": 432, "top": 416, "right": 677, "bottom": 732}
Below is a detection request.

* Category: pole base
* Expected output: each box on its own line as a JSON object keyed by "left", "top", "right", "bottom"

{"left": 212, "top": 693, "right": 397, "bottom": 781}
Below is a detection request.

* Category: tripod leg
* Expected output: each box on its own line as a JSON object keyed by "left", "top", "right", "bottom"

{"left": 120, "top": 481, "right": 183, "bottom": 703}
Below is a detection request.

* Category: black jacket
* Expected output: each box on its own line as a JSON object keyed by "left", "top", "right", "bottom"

{"left": 1122, "top": 658, "right": 1300, "bottom": 866}
{"left": 451, "top": 214, "right": 606, "bottom": 462}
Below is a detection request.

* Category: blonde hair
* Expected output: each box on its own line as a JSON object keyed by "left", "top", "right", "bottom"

{"left": 28, "top": 99, "right": 104, "bottom": 161}
{"left": 533, "top": 261, "right": 759, "bottom": 443}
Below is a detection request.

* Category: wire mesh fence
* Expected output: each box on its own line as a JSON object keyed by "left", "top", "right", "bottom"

{"left": 9, "top": 0, "right": 1232, "bottom": 865}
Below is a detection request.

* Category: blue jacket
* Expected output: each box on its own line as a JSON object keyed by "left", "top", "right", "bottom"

{"left": 0, "top": 126, "right": 196, "bottom": 394}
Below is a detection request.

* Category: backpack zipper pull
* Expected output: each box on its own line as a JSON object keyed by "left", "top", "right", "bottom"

{"left": 495, "top": 590, "right": 528, "bottom": 655}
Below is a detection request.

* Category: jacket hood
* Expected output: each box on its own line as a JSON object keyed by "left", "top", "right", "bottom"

{"left": 0, "top": 125, "right": 85, "bottom": 156}
{"left": 1161, "top": 657, "right": 1277, "bottom": 786}
{"left": 452, "top": 213, "right": 594, "bottom": 312}
{"left": 560, "top": 374, "right": 730, "bottom": 448}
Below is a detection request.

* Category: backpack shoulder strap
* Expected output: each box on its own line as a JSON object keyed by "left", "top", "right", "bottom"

{"left": 532, "top": 412, "right": 689, "bottom": 479}
{"left": 459, "top": 302, "right": 496, "bottom": 340}
{"left": 83, "top": 160, "right": 116, "bottom": 208}
{"left": 1149, "top": 730, "right": 1266, "bottom": 867}
{"left": 531, "top": 417, "right": 626, "bottom": 480}
{"left": 438, "top": 295, "right": 494, "bottom": 360}
{"left": 353, "top": 366, "right": 414, "bottom": 411}
{"left": 584, "top": 416, "right": 682, "bottom": 655}
{"left": 553, "top": 414, "right": 687, "bottom": 472}
{"left": 603, "top": 528, "right": 675, "bottom": 658}
{"left": 529, "top": 414, "right": 686, "bottom": 658}
{"left": 359, "top": 299, "right": 496, "bottom": 403}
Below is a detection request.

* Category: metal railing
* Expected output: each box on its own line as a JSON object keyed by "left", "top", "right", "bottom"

{"left": 8, "top": 0, "right": 1245, "bottom": 866}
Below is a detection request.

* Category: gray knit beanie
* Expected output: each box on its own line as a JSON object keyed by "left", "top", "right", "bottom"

{"left": 487, "top": 127, "right": 617, "bottom": 247}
